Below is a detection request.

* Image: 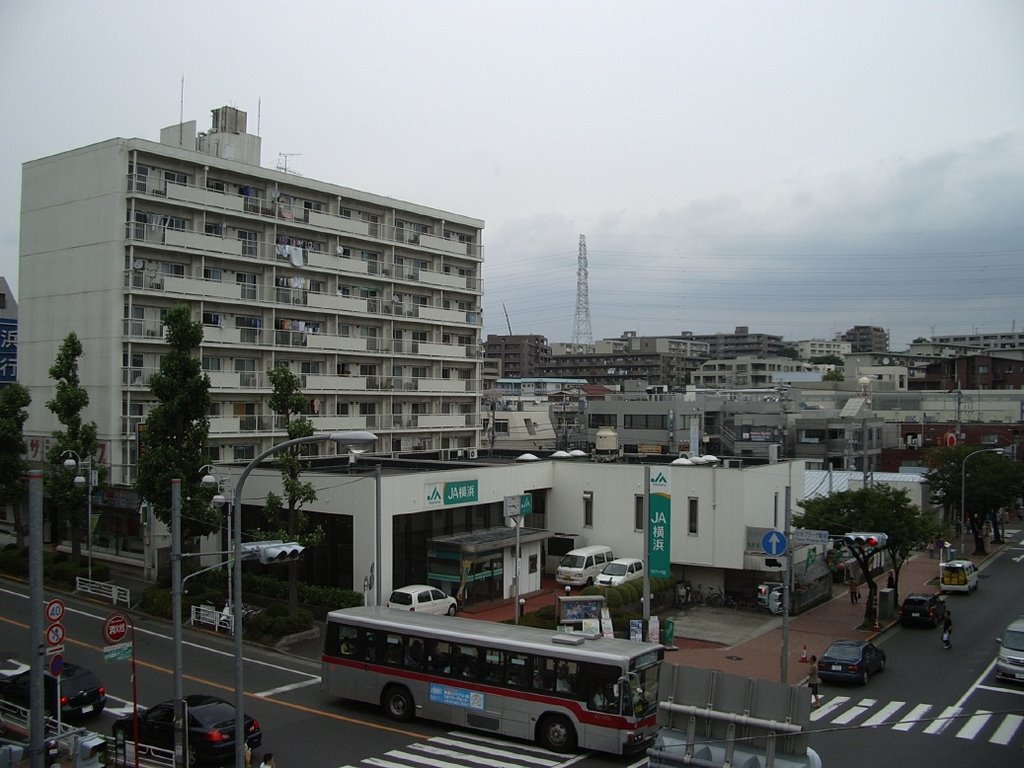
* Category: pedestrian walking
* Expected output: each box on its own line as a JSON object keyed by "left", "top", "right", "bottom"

{"left": 259, "top": 753, "right": 278, "bottom": 768}
{"left": 847, "top": 577, "right": 860, "bottom": 605}
{"left": 807, "top": 656, "right": 822, "bottom": 707}
{"left": 886, "top": 571, "right": 895, "bottom": 589}
{"left": 942, "top": 611, "right": 953, "bottom": 649}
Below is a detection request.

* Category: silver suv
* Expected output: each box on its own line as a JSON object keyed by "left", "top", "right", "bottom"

{"left": 995, "top": 616, "right": 1024, "bottom": 683}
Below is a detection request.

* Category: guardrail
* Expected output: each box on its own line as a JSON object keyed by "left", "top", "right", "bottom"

{"left": 190, "top": 604, "right": 233, "bottom": 633}
{"left": 108, "top": 739, "right": 175, "bottom": 768}
{"left": 75, "top": 576, "right": 131, "bottom": 607}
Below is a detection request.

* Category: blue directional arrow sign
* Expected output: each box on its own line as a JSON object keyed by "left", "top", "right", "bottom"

{"left": 761, "top": 530, "right": 788, "bottom": 557}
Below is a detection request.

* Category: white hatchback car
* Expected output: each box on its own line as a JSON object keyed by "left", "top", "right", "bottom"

{"left": 387, "top": 585, "right": 458, "bottom": 615}
{"left": 596, "top": 558, "right": 644, "bottom": 587}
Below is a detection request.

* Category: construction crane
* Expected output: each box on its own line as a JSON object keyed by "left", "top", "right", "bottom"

{"left": 503, "top": 303, "right": 513, "bottom": 335}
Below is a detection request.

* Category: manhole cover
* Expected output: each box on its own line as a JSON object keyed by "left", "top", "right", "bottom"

{"left": 726, "top": 655, "right": 743, "bottom": 661}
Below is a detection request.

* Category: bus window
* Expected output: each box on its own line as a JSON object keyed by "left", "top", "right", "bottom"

{"left": 429, "top": 640, "right": 453, "bottom": 674}
{"left": 555, "top": 661, "right": 578, "bottom": 695}
{"left": 506, "top": 652, "right": 530, "bottom": 689}
{"left": 587, "top": 679, "right": 619, "bottom": 714}
{"left": 385, "top": 633, "right": 403, "bottom": 665}
{"left": 338, "top": 626, "right": 357, "bottom": 658}
{"left": 533, "top": 657, "right": 556, "bottom": 692}
{"left": 453, "top": 645, "right": 478, "bottom": 679}
{"left": 482, "top": 649, "right": 503, "bottom": 684}
{"left": 405, "top": 638, "right": 425, "bottom": 669}
{"left": 359, "top": 629, "right": 377, "bottom": 663}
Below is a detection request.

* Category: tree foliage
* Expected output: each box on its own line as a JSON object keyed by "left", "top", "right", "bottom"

{"left": 795, "top": 485, "right": 937, "bottom": 624}
{"left": 45, "top": 333, "right": 100, "bottom": 561}
{"left": 822, "top": 369, "right": 844, "bottom": 382}
{"left": 135, "top": 305, "right": 218, "bottom": 542}
{"left": 0, "top": 383, "right": 31, "bottom": 546}
{"left": 923, "top": 445, "right": 1024, "bottom": 555}
{"left": 262, "top": 365, "right": 319, "bottom": 614}
{"left": 809, "top": 354, "right": 845, "bottom": 367}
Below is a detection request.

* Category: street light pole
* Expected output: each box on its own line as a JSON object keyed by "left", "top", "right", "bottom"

{"left": 62, "top": 450, "right": 94, "bottom": 580}
{"left": 960, "top": 447, "right": 1005, "bottom": 555}
{"left": 230, "top": 431, "right": 376, "bottom": 768}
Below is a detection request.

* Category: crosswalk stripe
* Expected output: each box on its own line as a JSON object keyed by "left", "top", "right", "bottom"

{"left": 832, "top": 697, "right": 875, "bottom": 725}
{"left": 956, "top": 711, "right": 992, "bottom": 740}
{"left": 924, "top": 706, "right": 962, "bottom": 735}
{"left": 809, "top": 696, "right": 848, "bottom": 722}
{"left": 446, "top": 731, "right": 561, "bottom": 757}
{"left": 410, "top": 742, "right": 547, "bottom": 768}
{"left": 892, "top": 703, "right": 932, "bottom": 732}
{"left": 990, "top": 714, "right": 1024, "bottom": 745}
{"left": 366, "top": 758, "right": 418, "bottom": 768}
{"left": 381, "top": 750, "right": 457, "bottom": 768}
{"left": 862, "top": 701, "right": 905, "bottom": 727}
{"left": 432, "top": 735, "right": 560, "bottom": 763}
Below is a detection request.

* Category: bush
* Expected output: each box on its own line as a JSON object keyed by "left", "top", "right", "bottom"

{"left": 138, "top": 585, "right": 173, "bottom": 619}
{"left": 0, "top": 546, "right": 27, "bottom": 578}
{"left": 603, "top": 586, "right": 622, "bottom": 609}
{"left": 298, "top": 584, "right": 363, "bottom": 610}
{"left": 245, "top": 606, "right": 314, "bottom": 645}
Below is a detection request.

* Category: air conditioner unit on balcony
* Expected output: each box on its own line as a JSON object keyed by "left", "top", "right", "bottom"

{"left": 467, "top": 449, "right": 478, "bottom": 459}
{"left": 336, "top": 245, "right": 344, "bottom": 255}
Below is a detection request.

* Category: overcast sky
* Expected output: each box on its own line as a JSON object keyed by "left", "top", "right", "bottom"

{"left": 2, "top": 1, "right": 1022, "bottom": 350}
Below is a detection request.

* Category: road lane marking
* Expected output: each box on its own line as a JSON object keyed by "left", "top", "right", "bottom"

{"left": 862, "top": 701, "right": 905, "bottom": 727}
{"left": 809, "top": 695, "right": 848, "bottom": 721}
{"left": 432, "top": 736, "right": 560, "bottom": 763}
{"left": 832, "top": 697, "right": 874, "bottom": 725}
{"left": 989, "top": 714, "right": 1023, "bottom": 745}
{"left": 924, "top": 706, "right": 961, "bottom": 735}
{"left": 892, "top": 703, "right": 932, "bottom": 731}
{"left": 255, "top": 678, "right": 320, "bottom": 697}
{"left": 955, "top": 710, "right": 991, "bottom": 740}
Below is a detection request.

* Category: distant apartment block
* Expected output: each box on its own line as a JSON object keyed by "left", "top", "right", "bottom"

{"left": 795, "top": 338, "right": 851, "bottom": 360}
{"left": 686, "top": 326, "right": 788, "bottom": 359}
{"left": 930, "top": 330, "right": 1024, "bottom": 351}
{"left": 841, "top": 325, "right": 889, "bottom": 353}
{"left": 483, "top": 334, "right": 551, "bottom": 380}
{"left": 18, "top": 106, "right": 484, "bottom": 484}
{"left": 692, "top": 356, "right": 818, "bottom": 388}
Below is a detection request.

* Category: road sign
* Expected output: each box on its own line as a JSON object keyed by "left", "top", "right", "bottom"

{"left": 45, "top": 644, "right": 64, "bottom": 656}
{"left": 49, "top": 654, "right": 64, "bottom": 677}
{"left": 103, "top": 643, "right": 132, "bottom": 663}
{"left": 45, "top": 598, "right": 65, "bottom": 623}
{"left": 791, "top": 528, "right": 829, "bottom": 546}
{"left": 45, "top": 623, "right": 65, "bottom": 646}
{"left": 103, "top": 613, "right": 129, "bottom": 645}
{"left": 761, "top": 530, "right": 788, "bottom": 557}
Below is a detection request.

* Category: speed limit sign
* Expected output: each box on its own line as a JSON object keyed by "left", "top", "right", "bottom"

{"left": 45, "top": 598, "right": 65, "bottom": 624}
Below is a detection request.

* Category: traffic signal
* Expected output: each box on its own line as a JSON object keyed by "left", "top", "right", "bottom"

{"left": 843, "top": 532, "right": 888, "bottom": 550}
{"left": 75, "top": 733, "right": 106, "bottom": 768}
{"left": 257, "top": 541, "right": 305, "bottom": 564}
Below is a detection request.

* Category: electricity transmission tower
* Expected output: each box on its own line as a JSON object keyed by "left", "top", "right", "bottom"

{"left": 571, "top": 234, "right": 592, "bottom": 352}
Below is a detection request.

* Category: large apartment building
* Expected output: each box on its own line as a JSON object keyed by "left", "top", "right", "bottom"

{"left": 19, "top": 106, "right": 484, "bottom": 485}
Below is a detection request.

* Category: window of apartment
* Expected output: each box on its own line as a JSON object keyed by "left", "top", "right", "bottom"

{"left": 203, "top": 267, "right": 223, "bottom": 281}
{"left": 236, "top": 272, "right": 257, "bottom": 300}
{"left": 981, "top": 434, "right": 1001, "bottom": 445}
{"left": 237, "top": 230, "right": 258, "bottom": 258}
{"left": 583, "top": 491, "right": 594, "bottom": 528}
{"left": 202, "top": 355, "right": 222, "bottom": 371}
{"left": 411, "top": 366, "right": 429, "bottom": 379}
{"left": 589, "top": 413, "right": 616, "bottom": 429}
{"left": 624, "top": 414, "right": 668, "bottom": 430}
{"left": 308, "top": 279, "right": 324, "bottom": 293}
{"left": 128, "top": 163, "right": 149, "bottom": 192}
{"left": 233, "top": 445, "right": 255, "bottom": 462}
{"left": 338, "top": 285, "right": 352, "bottom": 297}
{"left": 164, "top": 216, "right": 187, "bottom": 231}
{"left": 494, "top": 420, "right": 509, "bottom": 434}
{"left": 206, "top": 178, "right": 225, "bottom": 192}
{"left": 412, "top": 330, "right": 428, "bottom": 342}
{"left": 159, "top": 262, "right": 186, "bottom": 277}
{"left": 338, "top": 324, "right": 350, "bottom": 337}
{"left": 300, "top": 361, "right": 321, "bottom": 375}
{"left": 358, "top": 402, "right": 377, "bottom": 415}
{"left": 206, "top": 446, "right": 221, "bottom": 462}
{"left": 688, "top": 498, "right": 699, "bottom": 535}
{"left": 202, "top": 311, "right": 223, "bottom": 327}
{"left": 164, "top": 170, "right": 188, "bottom": 186}
{"left": 204, "top": 222, "right": 224, "bottom": 237}
{"left": 358, "top": 363, "right": 378, "bottom": 377}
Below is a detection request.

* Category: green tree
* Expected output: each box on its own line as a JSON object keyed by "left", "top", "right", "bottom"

{"left": 809, "top": 354, "right": 845, "bottom": 367}
{"left": 261, "top": 365, "right": 320, "bottom": 615}
{"left": 822, "top": 369, "right": 844, "bottom": 382}
{"left": 135, "top": 305, "right": 219, "bottom": 542}
{"left": 923, "top": 445, "right": 1024, "bottom": 555}
{"left": 0, "top": 384, "right": 31, "bottom": 547}
{"left": 45, "top": 333, "right": 100, "bottom": 561}
{"left": 777, "top": 347, "right": 800, "bottom": 360}
{"left": 795, "top": 485, "right": 936, "bottom": 625}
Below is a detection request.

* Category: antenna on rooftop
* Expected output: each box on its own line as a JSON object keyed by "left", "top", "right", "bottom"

{"left": 276, "top": 153, "right": 303, "bottom": 175}
{"left": 571, "top": 234, "right": 592, "bottom": 353}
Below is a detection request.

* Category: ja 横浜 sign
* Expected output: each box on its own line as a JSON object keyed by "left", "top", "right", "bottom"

{"left": 425, "top": 479, "right": 479, "bottom": 507}
{"left": 647, "top": 469, "right": 672, "bottom": 579}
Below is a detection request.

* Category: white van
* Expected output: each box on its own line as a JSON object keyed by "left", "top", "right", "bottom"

{"left": 556, "top": 545, "right": 615, "bottom": 586}
{"left": 939, "top": 559, "right": 979, "bottom": 594}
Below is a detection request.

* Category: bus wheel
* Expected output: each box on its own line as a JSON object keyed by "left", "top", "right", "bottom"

{"left": 537, "top": 714, "right": 577, "bottom": 753}
{"left": 382, "top": 685, "right": 415, "bottom": 722}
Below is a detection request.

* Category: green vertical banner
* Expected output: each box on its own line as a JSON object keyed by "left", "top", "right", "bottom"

{"left": 648, "top": 469, "right": 671, "bottom": 579}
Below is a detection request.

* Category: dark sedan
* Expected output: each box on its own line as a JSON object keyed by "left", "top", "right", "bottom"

{"left": 817, "top": 640, "right": 886, "bottom": 685}
{"left": 899, "top": 593, "right": 944, "bottom": 628}
{"left": 113, "top": 694, "right": 261, "bottom": 767}
{"left": 0, "top": 662, "right": 106, "bottom": 720}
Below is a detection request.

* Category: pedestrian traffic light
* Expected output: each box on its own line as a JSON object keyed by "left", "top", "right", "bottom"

{"left": 257, "top": 541, "right": 305, "bottom": 564}
{"left": 843, "top": 532, "right": 888, "bottom": 550}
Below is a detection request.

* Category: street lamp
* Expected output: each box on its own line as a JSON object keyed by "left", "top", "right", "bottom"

{"left": 229, "top": 431, "right": 376, "bottom": 768}
{"left": 61, "top": 450, "right": 94, "bottom": 580}
{"left": 960, "top": 447, "right": 1006, "bottom": 555}
{"left": 200, "top": 466, "right": 233, "bottom": 607}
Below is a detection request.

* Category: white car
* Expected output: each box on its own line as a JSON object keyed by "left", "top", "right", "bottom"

{"left": 596, "top": 558, "right": 644, "bottom": 587}
{"left": 0, "top": 655, "right": 29, "bottom": 680}
{"left": 387, "top": 585, "right": 458, "bottom": 615}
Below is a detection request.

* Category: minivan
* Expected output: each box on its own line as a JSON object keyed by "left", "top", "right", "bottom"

{"left": 556, "top": 545, "right": 614, "bottom": 586}
{"left": 596, "top": 557, "right": 644, "bottom": 587}
{"left": 939, "top": 559, "right": 978, "bottom": 594}
{"left": 994, "top": 616, "right": 1024, "bottom": 683}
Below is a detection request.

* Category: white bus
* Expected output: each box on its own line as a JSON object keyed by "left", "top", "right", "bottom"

{"left": 322, "top": 607, "right": 664, "bottom": 755}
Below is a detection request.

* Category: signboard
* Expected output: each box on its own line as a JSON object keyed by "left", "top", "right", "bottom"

{"left": 45, "top": 599, "right": 65, "bottom": 624}
{"left": 0, "top": 318, "right": 17, "bottom": 384}
{"left": 49, "top": 654, "right": 64, "bottom": 677}
{"left": 791, "top": 528, "right": 829, "bottom": 546}
{"left": 46, "top": 623, "right": 65, "bottom": 647}
{"left": 103, "top": 643, "right": 132, "bottom": 663}
{"left": 503, "top": 493, "right": 533, "bottom": 518}
{"left": 647, "top": 469, "right": 672, "bottom": 579}
{"left": 761, "top": 530, "right": 788, "bottom": 557}
{"left": 428, "top": 683, "right": 485, "bottom": 710}
{"left": 103, "top": 613, "right": 129, "bottom": 645}
{"left": 425, "top": 479, "right": 479, "bottom": 507}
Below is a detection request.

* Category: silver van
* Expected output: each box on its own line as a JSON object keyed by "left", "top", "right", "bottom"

{"left": 556, "top": 545, "right": 614, "bottom": 586}
{"left": 995, "top": 616, "right": 1024, "bottom": 683}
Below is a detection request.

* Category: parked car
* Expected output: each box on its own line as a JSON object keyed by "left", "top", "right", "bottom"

{"left": 939, "top": 559, "right": 978, "bottom": 594}
{"left": 994, "top": 615, "right": 1024, "bottom": 683}
{"left": 817, "top": 640, "right": 886, "bottom": 684}
{"left": 0, "top": 655, "right": 29, "bottom": 680}
{"left": 899, "top": 593, "right": 944, "bottom": 628}
{"left": 113, "top": 694, "right": 262, "bottom": 767}
{"left": 556, "top": 545, "right": 615, "bottom": 586}
{"left": 596, "top": 558, "right": 644, "bottom": 587}
{"left": 0, "top": 662, "right": 106, "bottom": 719}
{"left": 387, "top": 584, "right": 458, "bottom": 615}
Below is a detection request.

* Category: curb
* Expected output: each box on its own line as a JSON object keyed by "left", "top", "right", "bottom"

{"left": 275, "top": 626, "right": 320, "bottom": 651}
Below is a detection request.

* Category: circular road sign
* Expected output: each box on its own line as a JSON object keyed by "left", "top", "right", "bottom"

{"left": 103, "top": 613, "right": 129, "bottom": 645}
{"left": 45, "top": 598, "right": 65, "bottom": 624}
{"left": 945, "top": 432, "right": 957, "bottom": 448}
{"left": 49, "top": 654, "right": 64, "bottom": 677}
{"left": 45, "top": 623, "right": 65, "bottom": 647}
